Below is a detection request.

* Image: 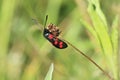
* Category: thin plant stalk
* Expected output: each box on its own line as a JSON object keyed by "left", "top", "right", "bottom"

{"left": 63, "top": 39, "right": 114, "bottom": 80}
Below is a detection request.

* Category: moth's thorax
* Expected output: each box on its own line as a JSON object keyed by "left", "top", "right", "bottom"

{"left": 47, "top": 23, "right": 61, "bottom": 37}
{"left": 43, "top": 29, "right": 50, "bottom": 36}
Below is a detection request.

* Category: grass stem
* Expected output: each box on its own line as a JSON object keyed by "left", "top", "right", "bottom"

{"left": 64, "top": 39, "right": 114, "bottom": 80}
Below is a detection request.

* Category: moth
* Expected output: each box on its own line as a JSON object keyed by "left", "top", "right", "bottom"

{"left": 43, "top": 15, "right": 67, "bottom": 49}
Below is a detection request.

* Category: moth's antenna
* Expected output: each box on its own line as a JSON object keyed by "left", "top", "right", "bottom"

{"left": 44, "top": 15, "right": 48, "bottom": 29}
{"left": 32, "top": 15, "right": 48, "bottom": 30}
{"left": 32, "top": 18, "right": 43, "bottom": 31}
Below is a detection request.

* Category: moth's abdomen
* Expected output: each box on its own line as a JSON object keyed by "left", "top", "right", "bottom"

{"left": 52, "top": 38, "right": 68, "bottom": 49}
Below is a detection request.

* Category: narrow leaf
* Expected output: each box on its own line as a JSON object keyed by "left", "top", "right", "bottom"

{"left": 44, "top": 63, "right": 54, "bottom": 80}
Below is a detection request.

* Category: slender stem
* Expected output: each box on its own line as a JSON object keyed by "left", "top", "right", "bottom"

{"left": 63, "top": 39, "right": 114, "bottom": 80}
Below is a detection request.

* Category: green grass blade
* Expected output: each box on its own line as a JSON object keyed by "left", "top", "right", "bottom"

{"left": 111, "top": 16, "right": 119, "bottom": 79}
{"left": 80, "top": 19, "right": 102, "bottom": 52}
{"left": 0, "top": 0, "right": 18, "bottom": 79}
{"left": 88, "top": 0, "right": 113, "bottom": 56}
{"left": 44, "top": 63, "right": 54, "bottom": 80}
{"left": 111, "top": 16, "right": 119, "bottom": 55}
{"left": 0, "top": 0, "right": 18, "bottom": 57}
{"left": 86, "top": 0, "right": 118, "bottom": 79}
{"left": 88, "top": 0, "right": 108, "bottom": 30}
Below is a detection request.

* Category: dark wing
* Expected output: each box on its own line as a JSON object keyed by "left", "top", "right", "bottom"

{"left": 51, "top": 38, "right": 68, "bottom": 49}
{"left": 43, "top": 28, "right": 67, "bottom": 49}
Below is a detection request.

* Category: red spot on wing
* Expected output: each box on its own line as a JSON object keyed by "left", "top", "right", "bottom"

{"left": 48, "top": 34, "right": 53, "bottom": 39}
{"left": 54, "top": 39, "right": 58, "bottom": 45}
{"left": 59, "top": 42, "right": 63, "bottom": 48}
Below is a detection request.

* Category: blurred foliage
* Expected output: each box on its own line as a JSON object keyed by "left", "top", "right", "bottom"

{"left": 0, "top": 0, "right": 120, "bottom": 80}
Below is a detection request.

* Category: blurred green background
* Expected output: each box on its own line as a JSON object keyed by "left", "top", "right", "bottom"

{"left": 0, "top": 0, "right": 120, "bottom": 80}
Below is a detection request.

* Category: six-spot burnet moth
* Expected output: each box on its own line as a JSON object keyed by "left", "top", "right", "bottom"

{"left": 34, "top": 15, "right": 68, "bottom": 49}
